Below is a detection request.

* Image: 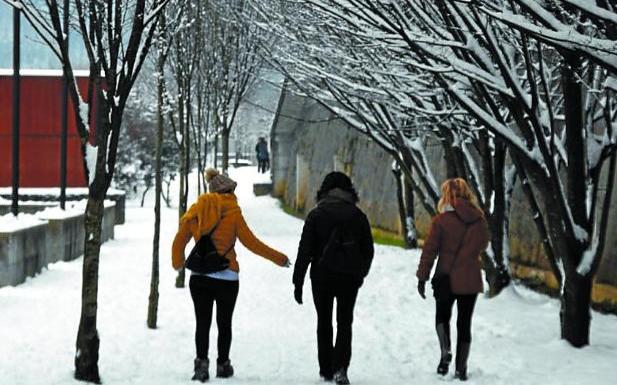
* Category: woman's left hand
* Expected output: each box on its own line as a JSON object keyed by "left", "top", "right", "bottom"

{"left": 418, "top": 280, "right": 426, "bottom": 299}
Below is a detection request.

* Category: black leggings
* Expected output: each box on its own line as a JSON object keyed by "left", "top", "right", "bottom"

{"left": 311, "top": 278, "right": 360, "bottom": 375}
{"left": 189, "top": 275, "right": 239, "bottom": 363}
{"left": 435, "top": 294, "right": 477, "bottom": 345}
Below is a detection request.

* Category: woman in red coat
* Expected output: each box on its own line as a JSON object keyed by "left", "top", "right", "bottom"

{"left": 416, "top": 178, "right": 489, "bottom": 381}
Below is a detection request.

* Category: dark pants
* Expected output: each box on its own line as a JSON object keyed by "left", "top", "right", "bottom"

{"left": 311, "top": 278, "right": 360, "bottom": 376}
{"left": 435, "top": 294, "right": 478, "bottom": 345}
{"left": 189, "top": 275, "right": 239, "bottom": 363}
{"left": 257, "top": 158, "right": 269, "bottom": 173}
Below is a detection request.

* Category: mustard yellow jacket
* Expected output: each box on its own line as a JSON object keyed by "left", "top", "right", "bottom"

{"left": 172, "top": 193, "right": 288, "bottom": 271}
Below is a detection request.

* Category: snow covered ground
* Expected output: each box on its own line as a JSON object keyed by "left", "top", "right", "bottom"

{"left": 1, "top": 167, "right": 616, "bottom": 385}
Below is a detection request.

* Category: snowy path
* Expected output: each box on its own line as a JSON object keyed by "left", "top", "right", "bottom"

{"left": 1, "top": 167, "right": 616, "bottom": 385}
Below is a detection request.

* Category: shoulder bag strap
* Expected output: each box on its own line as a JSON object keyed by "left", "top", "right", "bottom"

{"left": 206, "top": 218, "right": 234, "bottom": 258}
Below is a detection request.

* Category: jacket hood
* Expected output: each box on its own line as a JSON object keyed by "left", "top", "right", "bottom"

{"left": 321, "top": 188, "right": 356, "bottom": 204}
{"left": 452, "top": 199, "right": 484, "bottom": 224}
{"left": 180, "top": 193, "right": 239, "bottom": 234}
{"left": 317, "top": 188, "right": 358, "bottom": 222}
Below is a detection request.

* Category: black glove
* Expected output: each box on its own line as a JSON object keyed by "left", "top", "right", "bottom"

{"left": 294, "top": 285, "right": 303, "bottom": 305}
{"left": 418, "top": 280, "right": 426, "bottom": 299}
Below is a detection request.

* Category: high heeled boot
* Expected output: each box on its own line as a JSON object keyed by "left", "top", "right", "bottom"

{"left": 454, "top": 342, "right": 471, "bottom": 381}
{"left": 436, "top": 323, "right": 452, "bottom": 375}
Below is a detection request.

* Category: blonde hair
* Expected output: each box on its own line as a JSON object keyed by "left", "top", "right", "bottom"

{"left": 437, "top": 178, "right": 481, "bottom": 213}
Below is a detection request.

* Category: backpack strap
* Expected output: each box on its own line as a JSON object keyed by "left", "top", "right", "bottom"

{"left": 320, "top": 220, "right": 356, "bottom": 257}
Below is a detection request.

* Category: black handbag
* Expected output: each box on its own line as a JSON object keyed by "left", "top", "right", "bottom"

{"left": 431, "top": 273, "right": 452, "bottom": 301}
{"left": 184, "top": 226, "right": 232, "bottom": 274}
{"left": 431, "top": 224, "right": 469, "bottom": 301}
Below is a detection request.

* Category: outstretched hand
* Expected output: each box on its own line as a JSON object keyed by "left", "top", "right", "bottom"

{"left": 294, "top": 286, "right": 303, "bottom": 305}
{"left": 418, "top": 280, "right": 426, "bottom": 299}
{"left": 283, "top": 258, "right": 292, "bottom": 268}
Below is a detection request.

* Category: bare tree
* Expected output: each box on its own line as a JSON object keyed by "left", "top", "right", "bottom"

{"left": 203, "top": 0, "right": 265, "bottom": 173}
{"left": 3, "top": 0, "right": 169, "bottom": 381}
{"left": 160, "top": 0, "right": 202, "bottom": 287}
{"left": 147, "top": 8, "right": 177, "bottom": 330}
{"left": 289, "top": 0, "right": 617, "bottom": 346}
{"left": 254, "top": 0, "right": 514, "bottom": 292}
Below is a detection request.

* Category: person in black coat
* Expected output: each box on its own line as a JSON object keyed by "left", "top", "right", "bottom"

{"left": 255, "top": 137, "right": 270, "bottom": 173}
{"left": 293, "top": 172, "right": 374, "bottom": 385}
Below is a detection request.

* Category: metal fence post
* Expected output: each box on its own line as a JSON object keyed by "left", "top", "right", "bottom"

{"left": 60, "top": 0, "right": 70, "bottom": 209}
{"left": 11, "top": 7, "right": 21, "bottom": 216}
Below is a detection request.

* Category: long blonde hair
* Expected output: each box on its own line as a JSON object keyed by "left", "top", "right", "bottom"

{"left": 437, "top": 178, "right": 480, "bottom": 213}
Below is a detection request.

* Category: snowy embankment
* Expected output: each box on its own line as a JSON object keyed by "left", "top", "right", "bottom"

{"left": 0, "top": 167, "right": 615, "bottom": 385}
{"left": 0, "top": 200, "right": 115, "bottom": 232}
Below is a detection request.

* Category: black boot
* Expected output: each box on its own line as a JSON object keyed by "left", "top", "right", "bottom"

{"left": 333, "top": 368, "right": 350, "bottom": 385}
{"left": 454, "top": 342, "right": 471, "bottom": 381}
{"left": 191, "top": 358, "right": 209, "bottom": 382}
{"left": 216, "top": 359, "right": 234, "bottom": 378}
{"left": 320, "top": 370, "right": 334, "bottom": 382}
{"left": 436, "top": 323, "right": 452, "bottom": 375}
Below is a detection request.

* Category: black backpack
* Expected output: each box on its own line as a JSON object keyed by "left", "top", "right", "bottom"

{"left": 185, "top": 228, "right": 232, "bottom": 274}
{"left": 319, "top": 222, "right": 369, "bottom": 279}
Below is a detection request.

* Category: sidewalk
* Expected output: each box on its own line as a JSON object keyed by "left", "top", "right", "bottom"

{"left": 0, "top": 167, "right": 616, "bottom": 385}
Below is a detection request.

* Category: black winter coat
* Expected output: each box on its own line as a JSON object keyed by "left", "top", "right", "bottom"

{"left": 293, "top": 189, "right": 374, "bottom": 287}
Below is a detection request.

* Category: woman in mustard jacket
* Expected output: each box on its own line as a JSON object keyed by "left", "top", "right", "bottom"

{"left": 172, "top": 168, "right": 290, "bottom": 382}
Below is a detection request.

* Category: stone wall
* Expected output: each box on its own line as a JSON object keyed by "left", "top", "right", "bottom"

{"left": 0, "top": 203, "right": 116, "bottom": 288}
{"left": 271, "top": 89, "right": 400, "bottom": 232}
{"left": 270, "top": 88, "right": 617, "bottom": 311}
{"left": 0, "top": 222, "right": 48, "bottom": 287}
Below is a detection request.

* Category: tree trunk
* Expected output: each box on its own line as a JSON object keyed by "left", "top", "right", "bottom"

{"left": 203, "top": 135, "right": 208, "bottom": 192}
{"left": 176, "top": 141, "right": 187, "bottom": 288}
{"left": 561, "top": 268, "right": 593, "bottom": 347}
{"left": 147, "top": 56, "right": 165, "bottom": 329}
{"left": 403, "top": 172, "right": 417, "bottom": 248}
{"left": 140, "top": 184, "right": 151, "bottom": 207}
{"left": 179, "top": 146, "right": 187, "bottom": 213}
{"left": 175, "top": 93, "right": 192, "bottom": 288}
{"left": 214, "top": 134, "right": 219, "bottom": 169}
{"left": 221, "top": 128, "right": 230, "bottom": 173}
{"left": 74, "top": 78, "right": 109, "bottom": 383}
{"left": 163, "top": 179, "right": 172, "bottom": 208}
{"left": 392, "top": 167, "right": 410, "bottom": 249}
{"left": 559, "top": 53, "right": 591, "bottom": 347}
{"left": 485, "top": 142, "right": 511, "bottom": 296}
{"left": 480, "top": 251, "right": 499, "bottom": 294}
{"left": 74, "top": 196, "right": 104, "bottom": 383}
{"left": 196, "top": 130, "right": 202, "bottom": 195}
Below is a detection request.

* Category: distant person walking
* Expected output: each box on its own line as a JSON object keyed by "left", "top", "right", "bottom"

{"left": 255, "top": 137, "right": 270, "bottom": 173}
{"left": 293, "top": 172, "right": 374, "bottom": 385}
{"left": 172, "top": 168, "right": 290, "bottom": 382}
{"left": 416, "top": 178, "right": 489, "bottom": 381}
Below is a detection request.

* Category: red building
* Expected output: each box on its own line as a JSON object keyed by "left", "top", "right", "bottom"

{"left": 0, "top": 69, "right": 92, "bottom": 187}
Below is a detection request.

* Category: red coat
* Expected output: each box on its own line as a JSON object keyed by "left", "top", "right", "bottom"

{"left": 416, "top": 199, "right": 489, "bottom": 294}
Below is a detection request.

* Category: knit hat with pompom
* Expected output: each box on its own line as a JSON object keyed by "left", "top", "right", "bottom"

{"left": 205, "top": 168, "right": 237, "bottom": 193}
